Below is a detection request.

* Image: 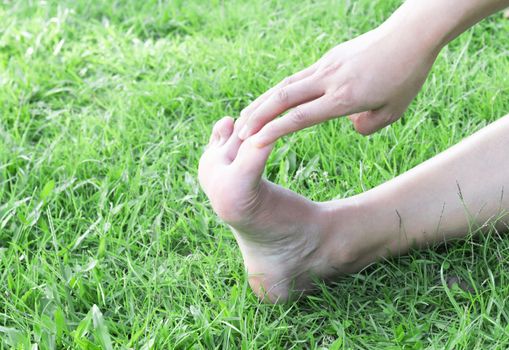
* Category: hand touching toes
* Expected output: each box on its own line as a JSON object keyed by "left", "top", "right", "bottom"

{"left": 199, "top": 117, "right": 274, "bottom": 223}
{"left": 199, "top": 117, "right": 363, "bottom": 303}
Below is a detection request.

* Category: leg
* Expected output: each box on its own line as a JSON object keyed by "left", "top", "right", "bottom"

{"left": 323, "top": 113, "right": 509, "bottom": 269}
{"left": 199, "top": 114, "right": 509, "bottom": 303}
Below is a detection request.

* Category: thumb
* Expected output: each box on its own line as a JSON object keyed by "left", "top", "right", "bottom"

{"left": 349, "top": 107, "right": 398, "bottom": 135}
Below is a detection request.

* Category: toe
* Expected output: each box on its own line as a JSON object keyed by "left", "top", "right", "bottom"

{"left": 216, "top": 117, "right": 234, "bottom": 146}
{"left": 209, "top": 117, "right": 234, "bottom": 147}
{"left": 222, "top": 123, "right": 243, "bottom": 161}
{"left": 233, "top": 137, "right": 274, "bottom": 179}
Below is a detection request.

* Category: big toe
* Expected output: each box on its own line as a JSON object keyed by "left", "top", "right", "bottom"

{"left": 208, "top": 116, "right": 234, "bottom": 148}
{"left": 233, "top": 137, "right": 274, "bottom": 179}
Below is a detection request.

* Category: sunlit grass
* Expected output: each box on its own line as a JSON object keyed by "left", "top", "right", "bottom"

{"left": 1, "top": 0, "right": 508, "bottom": 348}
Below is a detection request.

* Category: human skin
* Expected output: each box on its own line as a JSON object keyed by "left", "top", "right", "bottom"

{"left": 198, "top": 0, "right": 509, "bottom": 303}
{"left": 199, "top": 114, "right": 509, "bottom": 303}
{"left": 234, "top": 0, "right": 509, "bottom": 145}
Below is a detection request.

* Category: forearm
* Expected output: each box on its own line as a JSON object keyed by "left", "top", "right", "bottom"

{"left": 381, "top": 0, "right": 509, "bottom": 53}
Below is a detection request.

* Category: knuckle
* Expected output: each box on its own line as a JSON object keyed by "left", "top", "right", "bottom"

{"left": 281, "top": 76, "right": 293, "bottom": 86}
{"left": 315, "top": 61, "right": 342, "bottom": 79}
{"left": 290, "top": 107, "right": 307, "bottom": 124}
{"left": 330, "top": 84, "right": 356, "bottom": 110}
{"left": 275, "top": 87, "right": 289, "bottom": 105}
{"left": 331, "top": 83, "right": 354, "bottom": 102}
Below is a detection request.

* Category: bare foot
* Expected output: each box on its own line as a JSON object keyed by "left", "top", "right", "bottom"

{"left": 198, "top": 117, "right": 363, "bottom": 302}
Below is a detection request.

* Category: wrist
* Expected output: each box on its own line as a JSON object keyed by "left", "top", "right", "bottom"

{"left": 377, "top": 1, "right": 452, "bottom": 55}
{"left": 380, "top": 0, "right": 509, "bottom": 53}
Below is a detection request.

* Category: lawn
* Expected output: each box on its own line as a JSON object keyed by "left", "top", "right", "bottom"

{"left": 1, "top": 0, "right": 509, "bottom": 348}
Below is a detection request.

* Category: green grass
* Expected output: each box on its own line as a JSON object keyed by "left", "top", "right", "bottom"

{"left": 1, "top": 0, "right": 509, "bottom": 348}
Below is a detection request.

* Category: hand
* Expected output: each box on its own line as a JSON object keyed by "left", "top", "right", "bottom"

{"left": 236, "top": 25, "right": 439, "bottom": 146}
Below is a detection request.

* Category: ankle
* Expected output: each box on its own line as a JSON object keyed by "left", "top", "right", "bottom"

{"left": 317, "top": 195, "right": 386, "bottom": 272}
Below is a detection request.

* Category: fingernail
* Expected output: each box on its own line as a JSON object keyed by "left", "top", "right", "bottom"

{"left": 251, "top": 135, "right": 266, "bottom": 148}
{"left": 238, "top": 125, "right": 249, "bottom": 140}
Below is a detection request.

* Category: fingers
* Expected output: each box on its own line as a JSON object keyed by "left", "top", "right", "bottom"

{"left": 235, "top": 65, "right": 318, "bottom": 133}
{"left": 250, "top": 95, "right": 344, "bottom": 147}
{"left": 238, "top": 76, "right": 324, "bottom": 141}
{"left": 248, "top": 105, "right": 397, "bottom": 147}
{"left": 348, "top": 107, "right": 397, "bottom": 136}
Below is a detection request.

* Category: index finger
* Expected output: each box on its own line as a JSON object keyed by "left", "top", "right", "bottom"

{"left": 235, "top": 65, "right": 317, "bottom": 131}
{"left": 238, "top": 75, "right": 324, "bottom": 139}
